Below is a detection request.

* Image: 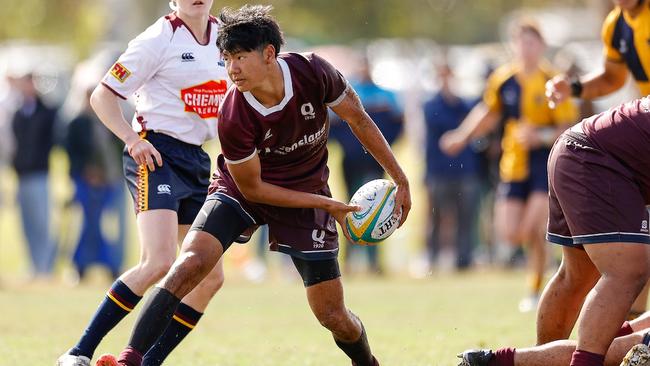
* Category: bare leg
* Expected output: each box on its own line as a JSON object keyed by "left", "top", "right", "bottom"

{"left": 576, "top": 243, "right": 650, "bottom": 355}
{"left": 512, "top": 331, "right": 645, "bottom": 366}
{"left": 306, "top": 277, "right": 376, "bottom": 365}
{"left": 536, "top": 245, "right": 600, "bottom": 344}
{"left": 630, "top": 282, "right": 650, "bottom": 319}
{"left": 519, "top": 192, "right": 549, "bottom": 298}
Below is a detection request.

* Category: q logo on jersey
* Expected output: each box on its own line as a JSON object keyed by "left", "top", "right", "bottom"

{"left": 180, "top": 80, "right": 228, "bottom": 119}
{"left": 110, "top": 62, "right": 131, "bottom": 83}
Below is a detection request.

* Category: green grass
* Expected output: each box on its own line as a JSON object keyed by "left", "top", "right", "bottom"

{"left": 0, "top": 271, "right": 538, "bottom": 366}
{"left": 0, "top": 145, "right": 539, "bottom": 365}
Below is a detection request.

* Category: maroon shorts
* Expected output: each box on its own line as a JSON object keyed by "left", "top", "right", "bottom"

{"left": 210, "top": 185, "right": 339, "bottom": 261}
{"left": 546, "top": 129, "right": 650, "bottom": 247}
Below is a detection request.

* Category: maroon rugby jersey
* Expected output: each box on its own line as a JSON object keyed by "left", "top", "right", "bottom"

{"left": 211, "top": 52, "right": 348, "bottom": 195}
{"left": 577, "top": 97, "right": 650, "bottom": 203}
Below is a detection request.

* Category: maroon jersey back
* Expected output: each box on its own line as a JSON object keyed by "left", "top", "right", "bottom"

{"left": 212, "top": 52, "right": 348, "bottom": 195}
{"left": 579, "top": 97, "right": 650, "bottom": 202}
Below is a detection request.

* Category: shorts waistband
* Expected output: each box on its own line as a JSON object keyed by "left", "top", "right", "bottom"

{"left": 141, "top": 130, "right": 202, "bottom": 149}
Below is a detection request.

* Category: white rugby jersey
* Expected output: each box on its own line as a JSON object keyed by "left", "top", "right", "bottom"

{"left": 102, "top": 13, "right": 229, "bottom": 146}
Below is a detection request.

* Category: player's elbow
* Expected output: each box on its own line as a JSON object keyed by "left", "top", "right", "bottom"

{"left": 238, "top": 184, "right": 263, "bottom": 203}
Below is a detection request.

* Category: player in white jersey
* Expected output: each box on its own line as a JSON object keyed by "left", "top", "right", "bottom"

{"left": 57, "top": 1, "right": 228, "bottom": 366}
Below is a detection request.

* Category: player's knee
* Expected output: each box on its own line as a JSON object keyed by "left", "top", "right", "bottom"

{"left": 197, "top": 268, "right": 225, "bottom": 296}
{"left": 315, "top": 308, "right": 349, "bottom": 332}
{"left": 138, "top": 259, "right": 175, "bottom": 284}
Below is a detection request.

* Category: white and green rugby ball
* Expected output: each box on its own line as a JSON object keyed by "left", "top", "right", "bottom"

{"left": 345, "top": 179, "right": 401, "bottom": 245}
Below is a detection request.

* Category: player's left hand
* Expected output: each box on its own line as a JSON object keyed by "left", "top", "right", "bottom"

{"left": 394, "top": 180, "right": 411, "bottom": 228}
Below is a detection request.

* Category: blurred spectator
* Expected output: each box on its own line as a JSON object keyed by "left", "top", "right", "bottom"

{"left": 63, "top": 88, "right": 126, "bottom": 280}
{"left": 330, "top": 57, "right": 403, "bottom": 275}
{"left": 10, "top": 72, "right": 58, "bottom": 278}
{"left": 422, "top": 63, "right": 481, "bottom": 271}
{"left": 440, "top": 19, "right": 578, "bottom": 312}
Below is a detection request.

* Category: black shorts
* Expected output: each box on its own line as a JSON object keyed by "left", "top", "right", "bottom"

{"left": 123, "top": 131, "right": 211, "bottom": 225}
{"left": 190, "top": 194, "right": 341, "bottom": 287}
{"left": 498, "top": 148, "right": 550, "bottom": 200}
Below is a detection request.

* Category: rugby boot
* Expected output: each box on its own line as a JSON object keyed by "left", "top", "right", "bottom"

{"left": 457, "top": 349, "right": 494, "bottom": 366}
{"left": 352, "top": 355, "right": 380, "bottom": 366}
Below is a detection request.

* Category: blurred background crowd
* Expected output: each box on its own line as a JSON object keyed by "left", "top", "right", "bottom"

{"left": 0, "top": 0, "right": 641, "bottom": 309}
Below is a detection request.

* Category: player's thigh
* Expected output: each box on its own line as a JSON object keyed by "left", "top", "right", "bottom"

{"left": 584, "top": 242, "right": 650, "bottom": 279}
{"left": 494, "top": 195, "right": 525, "bottom": 242}
{"left": 558, "top": 245, "right": 599, "bottom": 285}
{"left": 520, "top": 191, "right": 550, "bottom": 240}
{"left": 187, "top": 195, "right": 253, "bottom": 255}
{"left": 135, "top": 209, "right": 179, "bottom": 263}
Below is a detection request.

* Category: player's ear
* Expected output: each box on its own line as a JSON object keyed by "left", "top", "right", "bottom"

{"left": 263, "top": 44, "right": 276, "bottom": 63}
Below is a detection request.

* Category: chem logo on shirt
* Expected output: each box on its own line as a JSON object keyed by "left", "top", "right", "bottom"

{"left": 180, "top": 80, "right": 228, "bottom": 119}
{"left": 110, "top": 62, "right": 131, "bottom": 83}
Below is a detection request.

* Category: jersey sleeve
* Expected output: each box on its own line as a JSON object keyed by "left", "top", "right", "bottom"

{"left": 101, "top": 20, "right": 169, "bottom": 99}
{"left": 601, "top": 8, "right": 624, "bottom": 63}
{"left": 309, "top": 53, "right": 349, "bottom": 107}
{"left": 218, "top": 97, "right": 258, "bottom": 164}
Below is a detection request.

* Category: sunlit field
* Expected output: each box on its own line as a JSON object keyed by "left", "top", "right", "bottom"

{"left": 0, "top": 141, "right": 541, "bottom": 366}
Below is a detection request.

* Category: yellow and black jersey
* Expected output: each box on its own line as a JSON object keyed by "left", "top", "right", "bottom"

{"left": 602, "top": 4, "right": 650, "bottom": 96}
{"left": 483, "top": 62, "right": 578, "bottom": 182}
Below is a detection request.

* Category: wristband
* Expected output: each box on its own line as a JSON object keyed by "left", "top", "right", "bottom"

{"left": 570, "top": 79, "right": 583, "bottom": 98}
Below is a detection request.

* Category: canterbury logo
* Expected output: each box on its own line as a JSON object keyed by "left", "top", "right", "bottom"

{"left": 181, "top": 52, "right": 195, "bottom": 62}
{"left": 264, "top": 129, "right": 273, "bottom": 141}
{"left": 157, "top": 184, "right": 172, "bottom": 195}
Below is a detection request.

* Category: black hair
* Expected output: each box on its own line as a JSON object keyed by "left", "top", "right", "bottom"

{"left": 216, "top": 5, "right": 284, "bottom": 57}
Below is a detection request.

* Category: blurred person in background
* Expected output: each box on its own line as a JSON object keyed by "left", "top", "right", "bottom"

{"left": 440, "top": 18, "right": 578, "bottom": 312}
{"left": 546, "top": 0, "right": 650, "bottom": 323}
{"left": 422, "top": 62, "right": 481, "bottom": 271}
{"left": 57, "top": 0, "right": 230, "bottom": 365}
{"left": 63, "top": 86, "right": 126, "bottom": 280}
{"left": 329, "top": 56, "right": 403, "bottom": 275}
{"left": 10, "top": 72, "right": 58, "bottom": 279}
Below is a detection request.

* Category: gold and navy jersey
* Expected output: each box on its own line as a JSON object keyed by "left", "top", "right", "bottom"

{"left": 483, "top": 62, "right": 578, "bottom": 182}
{"left": 602, "top": 4, "right": 650, "bottom": 96}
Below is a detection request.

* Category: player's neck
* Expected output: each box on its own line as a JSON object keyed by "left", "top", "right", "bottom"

{"left": 177, "top": 12, "right": 210, "bottom": 44}
{"left": 250, "top": 61, "right": 285, "bottom": 108}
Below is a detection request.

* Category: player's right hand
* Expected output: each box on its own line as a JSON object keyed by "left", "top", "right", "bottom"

{"left": 439, "top": 130, "right": 467, "bottom": 157}
{"left": 325, "top": 199, "right": 361, "bottom": 242}
{"left": 545, "top": 75, "right": 571, "bottom": 109}
{"left": 128, "top": 139, "right": 163, "bottom": 171}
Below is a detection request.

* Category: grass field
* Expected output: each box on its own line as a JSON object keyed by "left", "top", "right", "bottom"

{"left": 0, "top": 144, "right": 542, "bottom": 365}
{"left": 0, "top": 270, "right": 540, "bottom": 366}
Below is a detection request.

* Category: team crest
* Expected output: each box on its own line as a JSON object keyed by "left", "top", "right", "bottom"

{"left": 110, "top": 62, "right": 131, "bottom": 83}
{"left": 180, "top": 80, "right": 228, "bottom": 119}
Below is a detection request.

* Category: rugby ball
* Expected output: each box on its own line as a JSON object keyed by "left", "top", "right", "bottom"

{"left": 345, "top": 179, "right": 401, "bottom": 245}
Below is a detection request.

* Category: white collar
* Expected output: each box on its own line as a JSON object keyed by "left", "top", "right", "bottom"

{"left": 243, "top": 58, "right": 293, "bottom": 116}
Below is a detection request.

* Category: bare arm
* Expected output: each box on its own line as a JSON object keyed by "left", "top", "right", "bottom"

{"left": 227, "top": 154, "right": 359, "bottom": 239}
{"left": 329, "top": 86, "right": 411, "bottom": 226}
{"left": 90, "top": 84, "right": 161, "bottom": 170}
{"left": 439, "top": 102, "right": 500, "bottom": 156}
{"left": 546, "top": 60, "right": 629, "bottom": 105}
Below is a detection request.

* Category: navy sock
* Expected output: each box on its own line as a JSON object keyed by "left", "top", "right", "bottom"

{"left": 142, "top": 302, "right": 203, "bottom": 365}
{"left": 70, "top": 280, "right": 141, "bottom": 358}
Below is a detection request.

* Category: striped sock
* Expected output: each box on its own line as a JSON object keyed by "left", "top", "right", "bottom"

{"left": 69, "top": 280, "right": 141, "bottom": 358}
{"left": 143, "top": 302, "right": 203, "bottom": 365}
